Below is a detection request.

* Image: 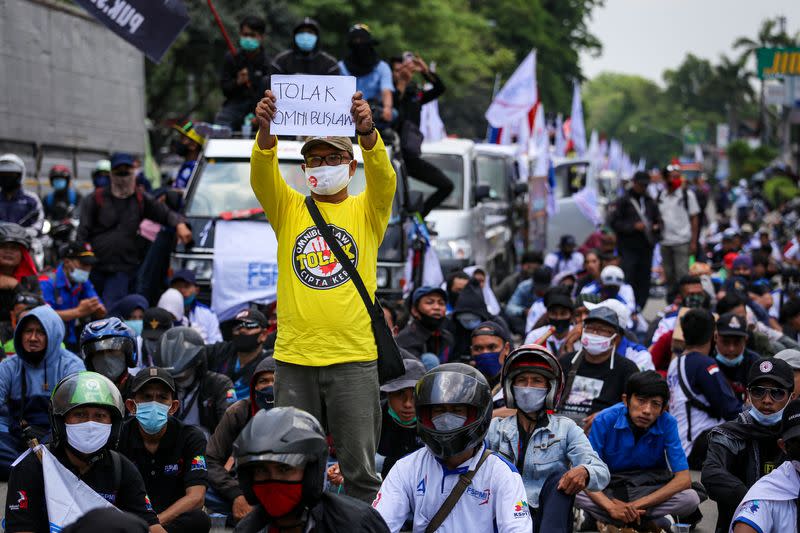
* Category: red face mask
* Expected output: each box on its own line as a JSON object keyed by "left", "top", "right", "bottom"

{"left": 252, "top": 480, "right": 303, "bottom": 517}
{"left": 670, "top": 177, "right": 683, "bottom": 190}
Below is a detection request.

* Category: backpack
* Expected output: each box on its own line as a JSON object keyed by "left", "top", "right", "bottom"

{"left": 657, "top": 188, "right": 689, "bottom": 213}
{"left": 94, "top": 187, "right": 144, "bottom": 217}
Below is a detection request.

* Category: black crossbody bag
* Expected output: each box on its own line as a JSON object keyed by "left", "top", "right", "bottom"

{"left": 304, "top": 196, "right": 404, "bottom": 384}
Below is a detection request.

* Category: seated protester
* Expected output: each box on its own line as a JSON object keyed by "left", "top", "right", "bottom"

{"left": 465, "top": 266, "right": 502, "bottom": 316}
{"left": 717, "top": 291, "right": 783, "bottom": 359}
{"left": 1, "top": 291, "right": 44, "bottom": 357}
{"left": 372, "top": 363, "right": 533, "bottom": 532}
{"left": 157, "top": 288, "right": 186, "bottom": 326}
{"left": 141, "top": 307, "right": 174, "bottom": 367}
{"left": 576, "top": 371, "right": 702, "bottom": 531}
{"left": 667, "top": 308, "right": 742, "bottom": 469}
{"left": 585, "top": 299, "right": 655, "bottom": 371}
{"left": 775, "top": 348, "right": 800, "bottom": 394}
{"left": 80, "top": 317, "right": 138, "bottom": 396}
{"left": 495, "top": 251, "right": 542, "bottom": 304}
{"left": 579, "top": 265, "right": 636, "bottom": 318}
{"left": 396, "top": 286, "right": 453, "bottom": 362}
{"left": 748, "top": 279, "right": 781, "bottom": 330}
{"left": 702, "top": 357, "right": 795, "bottom": 533}
{"left": 780, "top": 297, "right": 800, "bottom": 343}
{"left": 469, "top": 320, "right": 512, "bottom": 390}
{"left": 552, "top": 270, "right": 578, "bottom": 296}
{"left": 556, "top": 307, "right": 639, "bottom": 431}
{"left": 108, "top": 293, "right": 149, "bottom": 333}
{"left": 524, "top": 287, "right": 575, "bottom": 353}
{"left": 232, "top": 407, "right": 389, "bottom": 533}
{"left": 0, "top": 304, "right": 84, "bottom": 479}
{"left": 206, "top": 357, "right": 275, "bottom": 523}
{"left": 119, "top": 368, "right": 210, "bottom": 533}
{"left": 651, "top": 275, "right": 708, "bottom": 345}
{"left": 444, "top": 270, "right": 470, "bottom": 314}
{"left": 4, "top": 372, "right": 162, "bottom": 532}
{"left": 39, "top": 242, "right": 106, "bottom": 352}
{"left": 446, "top": 278, "right": 501, "bottom": 361}
{"left": 154, "top": 327, "right": 236, "bottom": 437}
{"left": 169, "top": 270, "right": 222, "bottom": 344}
{"left": 506, "top": 266, "right": 552, "bottom": 336}
{"left": 730, "top": 399, "right": 800, "bottom": 533}
{"left": 61, "top": 507, "right": 149, "bottom": 533}
{"left": 486, "top": 345, "right": 610, "bottom": 533}
{"left": 544, "top": 234, "right": 584, "bottom": 276}
{"left": 714, "top": 312, "right": 761, "bottom": 402}
{"left": 0, "top": 222, "right": 39, "bottom": 326}
{"left": 271, "top": 18, "right": 340, "bottom": 76}
{"left": 205, "top": 309, "right": 271, "bottom": 401}
{"left": 575, "top": 249, "right": 602, "bottom": 295}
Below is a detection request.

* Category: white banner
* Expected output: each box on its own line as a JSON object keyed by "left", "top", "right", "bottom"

{"left": 485, "top": 50, "right": 537, "bottom": 128}
{"left": 270, "top": 74, "right": 357, "bottom": 136}
{"left": 211, "top": 221, "right": 279, "bottom": 320}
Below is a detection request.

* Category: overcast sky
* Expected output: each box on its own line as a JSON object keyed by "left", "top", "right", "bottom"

{"left": 580, "top": 0, "right": 800, "bottom": 84}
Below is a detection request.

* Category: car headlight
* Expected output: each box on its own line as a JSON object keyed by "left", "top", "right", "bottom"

{"left": 183, "top": 258, "right": 213, "bottom": 281}
{"left": 376, "top": 267, "right": 389, "bottom": 288}
{"left": 436, "top": 238, "right": 472, "bottom": 261}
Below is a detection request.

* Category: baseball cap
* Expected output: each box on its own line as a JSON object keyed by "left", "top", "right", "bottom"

{"left": 723, "top": 228, "right": 740, "bottom": 239}
{"left": 633, "top": 171, "right": 650, "bottom": 183}
{"left": 600, "top": 265, "right": 625, "bottom": 287}
{"left": 130, "top": 366, "right": 175, "bottom": 394}
{"left": 170, "top": 269, "right": 197, "bottom": 286}
{"left": 380, "top": 358, "right": 426, "bottom": 393}
{"left": 142, "top": 307, "right": 174, "bottom": 341}
{"left": 716, "top": 312, "right": 747, "bottom": 338}
{"left": 300, "top": 137, "right": 354, "bottom": 157}
{"left": 110, "top": 152, "right": 135, "bottom": 169}
{"left": 532, "top": 266, "right": 553, "bottom": 291}
{"left": 470, "top": 320, "right": 512, "bottom": 344}
{"left": 63, "top": 242, "right": 98, "bottom": 265}
{"left": 585, "top": 299, "right": 630, "bottom": 329}
{"left": 747, "top": 357, "right": 794, "bottom": 390}
{"left": 412, "top": 286, "right": 447, "bottom": 306}
{"left": 775, "top": 349, "right": 800, "bottom": 370}
{"left": 559, "top": 235, "right": 576, "bottom": 248}
{"left": 233, "top": 309, "right": 268, "bottom": 329}
{"left": 782, "top": 399, "right": 800, "bottom": 441}
{"left": 544, "top": 288, "right": 574, "bottom": 311}
{"left": 732, "top": 255, "right": 753, "bottom": 270}
{"left": 584, "top": 306, "right": 621, "bottom": 332}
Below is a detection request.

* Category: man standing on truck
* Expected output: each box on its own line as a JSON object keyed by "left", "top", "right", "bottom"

{"left": 251, "top": 88, "right": 396, "bottom": 503}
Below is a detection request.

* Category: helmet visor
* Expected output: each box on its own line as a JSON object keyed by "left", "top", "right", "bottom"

{"left": 238, "top": 452, "right": 308, "bottom": 468}
{"left": 82, "top": 337, "right": 134, "bottom": 360}
{"left": 416, "top": 372, "right": 484, "bottom": 408}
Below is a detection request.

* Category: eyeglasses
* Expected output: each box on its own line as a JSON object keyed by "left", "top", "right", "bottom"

{"left": 305, "top": 154, "right": 352, "bottom": 168}
{"left": 748, "top": 386, "right": 789, "bottom": 402}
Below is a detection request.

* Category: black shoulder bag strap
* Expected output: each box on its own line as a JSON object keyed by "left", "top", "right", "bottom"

{"left": 557, "top": 349, "right": 584, "bottom": 412}
{"left": 676, "top": 354, "right": 712, "bottom": 442}
{"left": 304, "top": 197, "right": 404, "bottom": 383}
{"left": 424, "top": 448, "right": 494, "bottom": 533}
{"left": 110, "top": 450, "right": 122, "bottom": 492}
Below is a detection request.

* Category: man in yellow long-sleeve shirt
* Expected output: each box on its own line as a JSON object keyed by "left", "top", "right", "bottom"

{"left": 250, "top": 88, "right": 396, "bottom": 502}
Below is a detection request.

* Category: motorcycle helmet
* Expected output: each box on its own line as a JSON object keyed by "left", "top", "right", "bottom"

{"left": 0, "top": 154, "right": 25, "bottom": 189}
{"left": 234, "top": 407, "right": 328, "bottom": 512}
{"left": 91, "top": 159, "right": 111, "bottom": 189}
{"left": 155, "top": 327, "right": 206, "bottom": 388}
{"left": 415, "top": 363, "right": 492, "bottom": 458}
{"left": 49, "top": 164, "right": 72, "bottom": 183}
{"left": 0, "top": 222, "right": 32, "bottom": 250}
{"left": 49, "top": 371, "right": 125, "bottom": 451}
{"left": 80, "top": 318, "right": 138, "bottom": 378}
{"left": 501, "top": 344, "right": 565, "bottom": 411}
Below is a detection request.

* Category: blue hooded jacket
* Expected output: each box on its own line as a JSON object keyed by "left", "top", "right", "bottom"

{"left": 0, "top": 305, "right": 84, "bottom": 476}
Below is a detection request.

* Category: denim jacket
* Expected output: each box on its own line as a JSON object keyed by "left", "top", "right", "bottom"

{"left": 486, "top": 413, "right": 610, "bottom": 507}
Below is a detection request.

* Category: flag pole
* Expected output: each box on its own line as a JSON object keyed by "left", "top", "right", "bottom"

{"left": 206, "top": 0, "right": 238, "bottom": 57}
{"left": 485, "top": 72, "right": 502, "bottom": 142}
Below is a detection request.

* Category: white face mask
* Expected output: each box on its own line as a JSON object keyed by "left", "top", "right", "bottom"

{"left": 581, "top": 331, "right": 616, "bottom": 356}
{"left": 513, "top": 386, "right": 548, "bottom": 413}
{"left": 305, "top": 164, "right": 352, "bottom": 196}
{"left": 431, "top": 412, "right": 467, "bottom": 431}
{"left": 65, "top": 421, "right": 112, "bottom": 454}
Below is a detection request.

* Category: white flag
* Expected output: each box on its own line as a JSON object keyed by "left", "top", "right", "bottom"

{"left": 529, "top": 103, "right": 547, "bottom": 154}
{"left": 570, "top": 81, "right": 587, "bottom": 157}
{"left": 39, "top": 445, "right": 118, "bottom": 530}
{"left": 554, "top": 114, "right": 566, "bottom": 157}
{"left": 485, "top": 51, "right": 537, "bottom": 128}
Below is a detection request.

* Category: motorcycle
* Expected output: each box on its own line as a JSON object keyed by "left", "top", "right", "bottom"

{"left": 41, "top": 205, "right": 79, "bottom": 268}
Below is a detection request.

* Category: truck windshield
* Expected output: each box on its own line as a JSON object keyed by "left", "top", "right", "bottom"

{"left": 414, "top": 153, "right": 464, "bottom": 209}
{"left": 185, "top": 159, "right": 367, "bottom": 218}
{"left": 475, "top": 155, "right": 509, "bottom": 201}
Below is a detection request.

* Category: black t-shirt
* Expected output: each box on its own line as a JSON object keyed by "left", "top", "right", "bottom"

{"left": 4, "top": 445, "right": 158, "bottom": 532}
{"left": 557, "top": 352, "right": 639, "bottom": 423}
{"left": 117, "top": 417, "right": 208, "bottom": 513}
{"left": 376, "top": 403, "right": 422, "bottom": 478}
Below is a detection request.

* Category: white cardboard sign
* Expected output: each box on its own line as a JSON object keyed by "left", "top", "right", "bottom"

{"left": 270, "top": 74, "right": 357, "bottom": 136}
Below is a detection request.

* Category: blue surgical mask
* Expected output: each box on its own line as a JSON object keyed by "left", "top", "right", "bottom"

{"left": 254, "top": 386, "right": 274, "bottom": 411}
{"left": 749, "top": 405, "right": 786, "bottom": 427}
{"left": 135, "top": 401, "right": 170, "bottom": 435}
{"left": 52, "top": 178, "right": 68, "bottom": 191}
{"left": 294, "top": 32, "right": 318, "bottom": 52}
{"left": 184, "top": 294, "right": 196, "bottom": 308}
{"left": 239, "top": 36, "right": 260, "bottom": 52}
{"left": 513, "top": 386, "right": 548, "bottom": 413}
{"left": 125, "top": 319, "right": 143, "bottom": 337}
{"left": 473, "top": 351, "right": 501, "bottom": 377}
{"left": 69, "top": 267, "right": 90, "bottom": 285}
{"left": 716, "top": 353, "right": 744, "bottom": 367}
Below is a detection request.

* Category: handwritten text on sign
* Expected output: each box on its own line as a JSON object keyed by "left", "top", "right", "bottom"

{"left": 270, "top": 75, "right": 357, "bottom": 136}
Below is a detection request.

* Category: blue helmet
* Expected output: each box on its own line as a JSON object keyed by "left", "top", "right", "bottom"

{"left": 80, "top": 317, "right": 138, "bottom": 370}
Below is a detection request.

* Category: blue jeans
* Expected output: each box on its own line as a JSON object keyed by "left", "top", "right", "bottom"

{"left": 533, "top": 468, "right": 575, "bottom": 533}
{"left": 90, "top": 270, "right": 132, "bottom": 310}
{"left": 135, "top": 227, "right": 174, "bottom": 304}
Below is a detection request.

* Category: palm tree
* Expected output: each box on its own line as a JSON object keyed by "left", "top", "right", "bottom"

{"left": 712, "top": 54, "right": 755, "bottom": 139}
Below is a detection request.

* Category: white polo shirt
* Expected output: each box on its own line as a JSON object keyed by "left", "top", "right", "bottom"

{"left": 731, "top": 460, "right": 800, "bottom": 532}
{"left": 373, "top": 444, "right": 532, "bottom": 533}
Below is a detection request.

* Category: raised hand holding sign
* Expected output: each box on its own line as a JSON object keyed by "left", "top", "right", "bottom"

{"left": 269, "top": 75, "right": 357, "bottom": 137}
